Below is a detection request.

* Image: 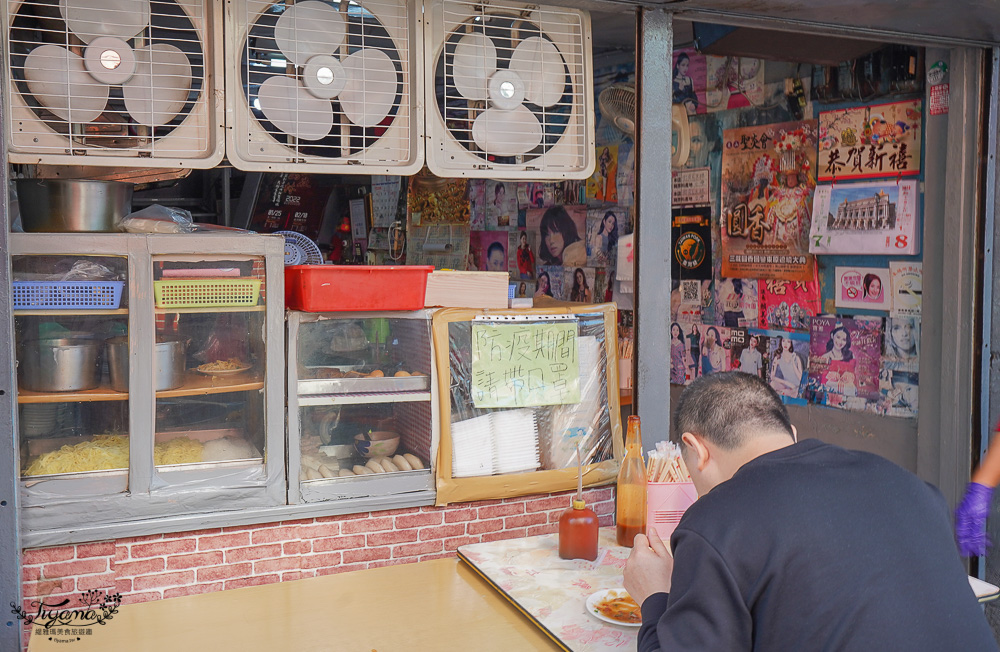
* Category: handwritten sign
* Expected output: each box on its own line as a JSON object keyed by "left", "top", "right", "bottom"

{"left": 471, "top": 321, "right": 580, "bottom": 408}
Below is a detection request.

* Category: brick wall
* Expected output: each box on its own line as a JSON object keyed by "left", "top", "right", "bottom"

{"left": 21, "top": 487, "right": 614, "bottom": 612}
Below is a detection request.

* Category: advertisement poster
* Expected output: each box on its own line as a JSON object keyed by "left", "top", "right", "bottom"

{"left": 527, "top": 206, "right": 589, "bottom": 267}
{"left": 407, "top": 175, "right": 470, "bottom": 226}
{"left": 519, "top": 182, "right": 554, "bottom": 209}
{"left": 809, "top": 180, "right": 919, "bottom": 255}
{"left": 672, "top": 167, "right": 711, "bottom": 206}
{"left": 716, "top": 278, "right": 758, "bottom": 328}
{"left": 672, "top": 48, "right": 708, "bottom": 115}
{"left": 697, "top": 324, "right": 733, "bottom": 376}
{"left": 565, "top": 266, "right": 597, "bottom": 303}
{"left": 248, "top": 173, "right": 336, "bottom": 238}
{"left": 510, "top": 230, "right": 536, "bottom": 280}
{"left": 834, "top": 267, "right": 891, "bottom": 311}
{"left": 671, "top": 207, "right": 713, "bottom": 281}
{"left": 486, "top": 181, "right": 517, "bottom": 229}
{"left": 806, "top": 317, "right": 883, "bottom": 410}
{"left": 469, "top": 179, "right": 486, "bottom": 230}
{"left": 890, "top": 261, "right": 922, "bottom": 317}
{"left": 587, "top": 145, "right": 619, "bottom": 203}
{"left": 469, "top": 231, "right": 509, "bottom": 273}
{"left": 672, "top": 321, "right": 702, "bottom": 385}
{"left": 729, "top": 328, "right": 770, "bottom": 380}
{"left": 765, "top": 329, "right": 810, "bottom": 405}
{"left": 758, "top": 274, "right": 821, "bottom": 331}
{"left": 818, "top": 99, "right": 922, "bottom": 182}
{"left": 877, "top": 316, "right": 920, "bottom": 418}
{"left": 720, "top": 121, "right": 817, "bottom": 280}
{"left": 705, "top": 56, "right": 765, "bottom": 112}
{"left": 534, "top": 265, "right": 563, "bottom": 299}
{"left": 586, "top": 208, "right": 623, "bottom": 268}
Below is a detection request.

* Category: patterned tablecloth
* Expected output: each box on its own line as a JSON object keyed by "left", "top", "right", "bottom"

{"left": 458, "top": 528, "right": 639, "bottom": 652}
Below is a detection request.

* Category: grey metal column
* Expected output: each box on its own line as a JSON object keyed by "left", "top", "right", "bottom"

{"left": 0, "top": 72, "right": 24, "bottom": 651}
{"left": 634, "top": 8, "right": 673, "bottom": 450}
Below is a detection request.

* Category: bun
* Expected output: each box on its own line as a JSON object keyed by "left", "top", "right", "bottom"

{"left": 306, "top": 468, "right": 322, "bottom": 480}
{"left": 366, "top": 459, "right": 386, "bottom": 473}
{"left": 394, "top": 370, "right": 410, "bottom": 377}
{"left": 392, "top": 455, "right": 412, "bottom": 471}
{"left": 379, "top": 457, "right": 399, "bottom": 472}
{"left": 318, "top": 464, "right": 337, "bottom": 478}
{"left": 353, "top": 465, "right": 374, "bottom": 475}
{"left": 403, "top": 453, "right": 424, "bottom": 470}
{"left": 338, "top": 469, "right": 355, "bottom": 477}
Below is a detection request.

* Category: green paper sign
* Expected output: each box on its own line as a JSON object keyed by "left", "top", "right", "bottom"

{"left": 471, "top": 321, "right": 581, "bottom": 408}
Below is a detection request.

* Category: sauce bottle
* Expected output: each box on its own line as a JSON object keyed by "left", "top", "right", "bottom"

{"left": 559, "top": 445, "right": 599, "bottom": 561}
{"left": 616, "top": 415, "right": 647, "bottom": 547}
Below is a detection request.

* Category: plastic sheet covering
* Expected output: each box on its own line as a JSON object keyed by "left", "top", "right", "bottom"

{"left": 433, "top": 303, "right": 623, "bottom": 506}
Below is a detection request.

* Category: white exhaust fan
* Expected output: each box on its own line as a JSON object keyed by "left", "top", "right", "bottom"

{"left": 2, "top": 0, "right": 224, "bottom": 167}
{"left": 424, "top": 0, "right": 595, "bottom": 180}
{"left": 226, "top": 0, "right": 423, "bottom": 174}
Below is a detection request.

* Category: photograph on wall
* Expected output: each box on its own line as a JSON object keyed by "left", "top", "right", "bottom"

{"left": 890, "top": 261, "right": 922, "bottom": 317}
{"left": 834, "top": 266, "right": 892, "bottom": 311}
{"left": 520, "top": 182, "right": 553, "bottom": 209}
{"left": 715, "top": 278, "right": 758, "bottom": 328}
{"left": 554, "top": 179, "right": 586, "bottom": 206}
{"left": 806, "top": 316, "right": 883, "bottom": 411}
{"left": 672, "top": 320, "right": 704, "bottom": 385}
{"left": 879, "top": 368, "right": 919, "bottom": 418}
{"left": 809, "top": 179, "right": 919, "bottom": 255}
{"left": 512, "top": 280, "right": 535, "bottom": 299}
{"left": 407, "top": 173, "right": 470, "bottom": 226}
{"left": 486, "top": 181, "right": 517, "bottom": 229}
{"left": 765, "top": 329, "right": 810, "bottom": 405}
{"left": 564, "top": 266, "right": 597, "bottom": 303}
{"left": 469, "top": 179, "right": 486, "bottom": 230}
{"left": 587, "top": 208, "right": 623, "bottom": 267}
{"left": 818, "top": 99, "right": 922, "bottom": 182}
{"left": 697, "top": 324, "right": 733, "bottom": 376}
{"left": 509, "top": 230, "right": 536, "bottom": 280}
{"left": 758, "top": 273, "right": 821, "bottom": 331}
{"left": 729, "top": 328, "right": 770, "bottom": 380}
{"left": 587, "top": 145, "right": 619, "bottom": 203}
{"left": 527, "top": 205, "right": 589, "bottom": 267}
{"left": 720, "top": 120, "right": 817, "bottom": 280}
{"left": 534, "top": 265, "right": 564, "bottom": 299}
{"left": 468, "top": 230, "right": 509, "bottom": 273}
{"left": 705, "top": 56, "right": 765, "bottom": 112}
{"left": 672, "top": 48, "right": 708, "bottom": 115}
{"left": 882, "top": 316, "right": 920, "bottom": 367}
{"left": 671, "top": 207, "right": 713, "bottom": 281}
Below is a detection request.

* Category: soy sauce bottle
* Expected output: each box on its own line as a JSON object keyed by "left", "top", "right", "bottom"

{"left": 559, "top": 445, "right": 599, "bottom": 561}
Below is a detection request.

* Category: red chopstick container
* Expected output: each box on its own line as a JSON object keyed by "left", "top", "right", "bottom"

{"left": 646, "top": 481, "right": 698, "bottom": 542}
{"left": 284, "top": 265, "right": 434, "bottom": 312}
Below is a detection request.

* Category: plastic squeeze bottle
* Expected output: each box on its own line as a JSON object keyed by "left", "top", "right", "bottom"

{"left": 559, "top": 444, "right": 599, "bottom": 561}
{"left": 616, "top": 415, "right": 648, "bottom": 547}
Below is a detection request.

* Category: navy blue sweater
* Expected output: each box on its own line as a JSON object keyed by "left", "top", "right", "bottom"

{"left": 638, "top": 439, "right": 998, "bottom": 651}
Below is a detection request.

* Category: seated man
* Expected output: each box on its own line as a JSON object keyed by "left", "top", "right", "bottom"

{"left": 625, "top": 371, "right": 996, "bottom": 651}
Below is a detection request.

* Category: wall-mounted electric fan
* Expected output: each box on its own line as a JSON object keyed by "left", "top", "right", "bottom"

{"left": 598, "top": 82, "right": 691, "bottom": 167}
{"left": 226, "top": 0, "right": 422, "bottom": 174}
{"left": 2, "top": 0, "right": 224, "bottom": 167}
{"left": 424, "top": 0, "right": 594, "bottom": 180}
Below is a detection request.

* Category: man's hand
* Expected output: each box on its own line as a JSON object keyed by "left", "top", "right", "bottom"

{"left": 624, "top": 527, "right": 674, "bottom": 605}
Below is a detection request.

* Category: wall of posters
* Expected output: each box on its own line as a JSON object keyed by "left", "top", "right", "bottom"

{"left": 720, "top": 121, "right": 817, "bottom": 280}
{"left": 834, "top": 266, "right": 891, "bottom": 311}
{"left": 809, "top": 179, "right": 919, "bottom": 255}
{"left": 818, "top": 99, "right": 922, "bottom": 182}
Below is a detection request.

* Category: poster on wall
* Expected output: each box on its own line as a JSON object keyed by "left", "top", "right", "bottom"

{"left": 672, "top": 48, "right": 708, "bottom": 115}
{"left": 469, "top": 231, "right": 510, "bottom": 272}
{"left": 535, "top": 265, "right": 563, "bottom": 299}
{"left": 806, "top": 317, "right": 883, "bottom": 411}
{"left": 715, "top": 278, "right": 758, "bottom": 328}
{"left": 705, "top": 56, "right": 765, "bottom": 112}
{"left": 729, "top": 328, "right": 770, "bottom": 380}
{"left": 509, "top": 230, "right": 536, "bottom": 280}
{"left": 877, "top": 315, "right": 920, "bottom": 418}
{"left": 587, "top": 145, "right": 619, "bottom": 203}
{"left": 890, "top": 261, "right": 922, "bottom": 317}
{"left": 765, "top": 329, "right": 810, "bottom": 405}
{"left": 486, "top": 181, "right": 517, "bottom": 229}
{"left": 586, "top": 208, "right": 623, "bottom": 268}
{"left": 469, "top": 180, "right": 486, "bottom": 230}
{"left": 527, "top": 206, "right": 589, "bottom": 267}
{"left": 834, "top": 266, "right": 892, "bottom": 311}
{"left": 809, "top": 179, "right": 919, "bottom": 255}
{"left": 671, "top": 207, "right": 713, "bottom": 281}
{"left": 818, "top": 99, "right": 922, "bottom": 182}
{"left": 720, "top": 120, "right": 818, "bottom": 280}
{"left": 758, "top": 274, "right": 821, "bottom": 331}
{"left": 672, "top": 167, "right": 711, "bottom": 206}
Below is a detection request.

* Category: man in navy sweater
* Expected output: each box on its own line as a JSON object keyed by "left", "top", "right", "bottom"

{"left": 625, "top": 371, "right": 997, "bottom": 651}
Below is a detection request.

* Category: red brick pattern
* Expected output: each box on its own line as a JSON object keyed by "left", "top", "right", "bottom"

{"left": 20, "top": 487, "right": 616, "bottom": 612}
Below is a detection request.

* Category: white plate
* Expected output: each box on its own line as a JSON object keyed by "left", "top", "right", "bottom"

{"left": 585, "top": 588, "right": 642, "bottom": 627}
{"left": 195, "top": 364, "right": 252, "bottom": 376}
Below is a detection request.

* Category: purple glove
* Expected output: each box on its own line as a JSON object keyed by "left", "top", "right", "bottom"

{"left": 955, "top": 482, "right": 994, "bottom": 557}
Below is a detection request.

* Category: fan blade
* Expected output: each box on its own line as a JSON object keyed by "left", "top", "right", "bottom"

{"left": 83, "top": 36, "right": 136, "bottom": 85}
{"left": 123, "top": 44, "right": 192, "bottom": 127}
{"left": 273, "top": 0, "right": 346, "bottom": 68}
{"left": 59, "top": 0, "right": 150, "bottom": 43}
{"left": 452, "top": 33, "right": 497, "bottom": 101}
{"left": 472, "top": 105, "right": 542, "bottom": 157}
{"left": 339, "top": 48, "right": 397, "bottom": 128}
{"left": 256, "top": 76, "right": 334, "bottom": 142}
{"left": 24, "top": 44, "right": 110, "bottom": 123}
{"left": 509, "top": 36, "right": 566, "bottom": 108}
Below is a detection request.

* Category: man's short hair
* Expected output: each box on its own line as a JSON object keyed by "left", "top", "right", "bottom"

{"left": 671, "top": 371, "right": 793, "bottom": 449}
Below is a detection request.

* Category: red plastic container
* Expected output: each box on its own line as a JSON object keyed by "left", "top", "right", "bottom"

{"left": 284, "top": 265, "right": 434, "bottom": 312}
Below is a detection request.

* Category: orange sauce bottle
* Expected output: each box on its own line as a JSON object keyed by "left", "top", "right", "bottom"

{"left": 559, "top": 443, "right": 599, "bottom": 561}
{"left": 616, "top": 415, "right": 647, "bottom": 547}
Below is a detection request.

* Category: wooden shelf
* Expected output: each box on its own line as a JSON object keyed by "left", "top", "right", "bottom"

{"left": 14, "top": 308, "right": 129, "bottom": 317}
{"left": 298, "top": 391, "right": 432, "bottom": 406}
{"left": 17, "top": 372, "right": 265, "bottom": 403}
{"left": 154, "top": 306, "right": 266, "bottom": 315}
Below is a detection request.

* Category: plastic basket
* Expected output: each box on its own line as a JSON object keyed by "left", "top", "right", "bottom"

{"left": 12, "top": 280, "right": 125, "bottom": 310}
{"left": 285, "top": 265, "right": 433, "bottom": 312}
{"left": 154, "top": 279, "right": 262, "bottom": 308}
{"left": 646, "top": 481, "right": 698, "bottom": 542}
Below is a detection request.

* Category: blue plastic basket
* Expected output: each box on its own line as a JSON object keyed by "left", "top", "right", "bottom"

{"left": 12, "top": 280, "right": 125, "bottom": 310}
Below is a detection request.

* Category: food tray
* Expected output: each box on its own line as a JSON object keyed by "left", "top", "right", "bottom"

{"left": 13, "top": 280, "right": 124, "bottom": 310}
{"left": 154, "top": 278, "right": 261, "bottom": 308}
{"left": 298, "top": 374, "right": 431, "bottom": 395}
{"left": 285, "top": 265, "right": 433, "bottom": 312}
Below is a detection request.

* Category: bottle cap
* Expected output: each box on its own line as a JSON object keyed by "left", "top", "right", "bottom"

{"left": 572, "top": 499, "right": 587, "bottom": 510}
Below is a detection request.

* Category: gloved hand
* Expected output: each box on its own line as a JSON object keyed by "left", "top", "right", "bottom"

{"left": 955, "top": 482, "right": 994, "bottom": 557}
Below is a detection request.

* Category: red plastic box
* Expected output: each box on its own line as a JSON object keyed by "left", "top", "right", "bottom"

{"left": 284, "top": 265, "right": 434, "bottom": 312}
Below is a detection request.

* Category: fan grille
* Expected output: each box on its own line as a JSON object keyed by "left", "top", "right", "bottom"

{"left": 3, "top": 0, "right": 222, "bottom": 166}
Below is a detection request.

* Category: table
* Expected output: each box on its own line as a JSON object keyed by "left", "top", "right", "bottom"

{"left": 26, "top": 558, "right": 560, "bottom": 652}
{"left": 458, "top": 528, "right": 638, "bottom": 652}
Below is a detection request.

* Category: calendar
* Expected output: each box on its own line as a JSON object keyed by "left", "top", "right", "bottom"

{"left": 809, "top": 179, "right": 919, "bottom": 255}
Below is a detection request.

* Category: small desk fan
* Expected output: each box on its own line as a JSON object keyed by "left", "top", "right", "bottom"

{"left": 275, "top": 231, "right": 324, "bottom": 266}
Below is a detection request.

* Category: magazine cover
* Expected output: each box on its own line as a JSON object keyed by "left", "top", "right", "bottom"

{"left": 697, "top": 324, "right": 733, "bottom": 377}
{"left": 468, "top": 179, "right": 486, "bottom": 230}
{"left": 587, "top": 208, "right": 623, "bottom": 268}
{"left": 715, "top": 278, "right": 758, "bottom": 328}
{"left": 765, "top": 329, "right": 810, "bottom": 405}
{"left": 807, "top": 317, "right": 883, "bottom": 410}
{"left": 673, "top": 321, "right": 704, "bottom": 385}
{"left": 720, "top": 120, "right": 817, "bottom": 280}
{"left": 527, "top": 205, "right": 589, "bottom": 267}
{"left": 758, "top": 273, "right": 821, "bottom": 330}
{"left": 818, "top": 99, "right": 922, "bottom": 182}
{"left": 534, "top": 265, "right": 563, "bottom": 299}
{"left": 469, "top": 230, "right": 509, "bottom": 273}
{"left": 809, "top": 179, "right": 919, "bottom": 255}
{"left": 520, "top": 182, "right": 553, "bottom": 209}
{"left": 564, "top": 266, "right": 597, "bottom": 303}
{"left": 705, "top": 56, "right": 765, "bottom": 112}
{"left": 672, "top": 48, "right": 708, "bottom": 114}
{"left": 671, "top": 206, "right": 713, "bottom": 281}
{"left": 509, "top": 230, "right": 536, "bottom": 280}
{"left": 834, "top": 266, "right": 891, "bottom": 311}
{"left": 587, "top": 145, "right": 619, "bottom": 203}
{"left": 890, "top": 261, "right": 922, "bottom": 317}
{"left": 729, "top": 328, "right": 770, "bottom": 380}
{"left": 877, "top": 367, "right": 919, "bottom": 418}
{"left": 485, "top": 181, "right": 517, "bottom": 229}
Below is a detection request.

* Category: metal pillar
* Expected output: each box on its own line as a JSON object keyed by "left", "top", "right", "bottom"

{"left": 634, "top": 8, "right": 673, "bottom": 450}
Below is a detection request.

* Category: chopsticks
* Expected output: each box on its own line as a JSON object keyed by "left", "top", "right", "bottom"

{"left": 646, "top": 441, "right": 691, "bottom": 483}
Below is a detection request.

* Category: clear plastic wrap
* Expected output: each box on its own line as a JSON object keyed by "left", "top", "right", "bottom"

{"left": 119, "top": 204, "right": 195, "bottom": 233}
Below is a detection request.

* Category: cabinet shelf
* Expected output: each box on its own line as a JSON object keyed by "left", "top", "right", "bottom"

{"left": 17, "top": 372, "right": 265, "bottom": 404}
{"left": 14, "top": 308, "right": 129, "bottom": 317}
{"left": 154, "top": 305, "right": 266, "bottom": 315}
{"left": 298, "top": 391, "right": 432, "bottom": 406}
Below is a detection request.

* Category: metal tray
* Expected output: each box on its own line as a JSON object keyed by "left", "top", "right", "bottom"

{"left": 298, "top": 374, "right": 431, "bottom": 395}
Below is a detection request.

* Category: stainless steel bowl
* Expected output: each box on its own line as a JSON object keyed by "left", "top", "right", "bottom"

{"left": 19, "top": 339, "right": 102, "bottom": 392}
{"left": 16, "top": 178, "right": 132, "bottom": 233}
{"left": 107, "top": 335, "right": 187, "bottom": 392}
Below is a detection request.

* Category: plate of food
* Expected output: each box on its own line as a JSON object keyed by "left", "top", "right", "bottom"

{"left": 586, "top": 588, "right": 642, "bottom": 627}
{"left": 195, "top": 358, "right": 252, "bottom": 376}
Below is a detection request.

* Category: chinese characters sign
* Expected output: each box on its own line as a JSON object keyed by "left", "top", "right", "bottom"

{"left": 720, "top": 120, "right": 817, "bottom": 281}
{"left": 471, "top": 321, "right": 580, "bottom": 408}
{"left": 818, "top": 100, "right": 922, "bottom": 181}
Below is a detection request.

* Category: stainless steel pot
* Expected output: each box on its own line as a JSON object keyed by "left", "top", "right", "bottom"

{"left": 16, "top": 179, "right": 132, "bottom": 233}
{"left": 19, "top": 339, "right": 102, "bottom": 392}
{"left": 107, "top": 336, "right": 187, "bottom": 392}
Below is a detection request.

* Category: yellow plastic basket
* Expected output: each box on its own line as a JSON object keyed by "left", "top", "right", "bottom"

{"left": 153, "top": 279, "right": 262, "bottom": 308}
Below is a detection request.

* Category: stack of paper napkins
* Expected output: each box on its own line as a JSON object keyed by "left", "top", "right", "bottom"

{"left": 451, "top": 408, "right": 540, "bottom": 478}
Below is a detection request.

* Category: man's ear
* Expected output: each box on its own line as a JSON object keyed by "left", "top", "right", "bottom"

{"left": 681, "top": 432, "right": 710, "bottom": 471}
